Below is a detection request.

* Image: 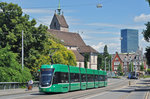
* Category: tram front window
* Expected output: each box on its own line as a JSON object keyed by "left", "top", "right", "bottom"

{"left": 40, "top": 68, "right": 54, "bottom": 87}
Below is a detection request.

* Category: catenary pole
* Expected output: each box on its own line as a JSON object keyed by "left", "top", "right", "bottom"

{"left": 22, "top": 30, "right": 24, "bottom": 70}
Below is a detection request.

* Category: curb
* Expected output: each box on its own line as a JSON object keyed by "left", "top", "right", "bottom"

{"left": 0, "top": 89, "right": 39, "bottom": 96}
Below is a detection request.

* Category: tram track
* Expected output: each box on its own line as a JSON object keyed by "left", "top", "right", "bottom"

{"left": 61, "top": 79, "right": 129, "bottom": 99}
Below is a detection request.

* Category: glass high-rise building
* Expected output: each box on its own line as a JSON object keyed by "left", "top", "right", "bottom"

{"left": 121, "top": 29, "right": 139, "bottom": 53}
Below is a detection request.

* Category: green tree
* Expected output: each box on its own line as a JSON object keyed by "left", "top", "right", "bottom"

{"left": 140, "top": 63, "right": 144, "bottom": 71}
{"left": 102, "top": 45, "right": 111, "bottom": 71}
{"left": 146, "top": 0, "right": 150, "bottom": 6}
{"left": 143, "top": 1, "right": 150, "bottom": 66}
{"left": 0, "top": 2, "right": 77, "bottom": 80}
{"left": 117, "top": 64, "right": 123, "bottom": 76}
{"left": 147, "top": 68, "right": 150, "bottom": 74}
{"left": 129, "top": 62, "right": 134, "bottom": 72}
{"left": 83, "top": 53, "right": 89, "bottom": 68}
{"left": 145, "top": 47, "right": 150, "bottom": 66}
{"left": 0, "top": 45, "right": 31, "bottom": 82}
{"left": 103, "top": 45, "right": 109, "bottom": 58}
{"left": 97, "top": 54, "right": 103, "bottom": 70}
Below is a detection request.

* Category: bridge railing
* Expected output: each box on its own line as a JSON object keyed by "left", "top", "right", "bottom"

{"left": 0, "top": 81, "right": 39, "bottom": 90}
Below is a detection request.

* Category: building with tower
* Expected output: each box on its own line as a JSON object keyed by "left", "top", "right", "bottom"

{"left": 47, "top": 1, "right": 99, "bottom": 69}
{"left": 121, "top": 29, "right": 139, "bottom": 53}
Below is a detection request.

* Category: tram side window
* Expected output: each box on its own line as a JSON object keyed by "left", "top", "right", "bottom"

{"left": 53, "top": 72, "right": 69, "bottom": 84}
{"left": 60, "top": 72, "right": 69, "bottom": 83}
{"left": 81, "top": 74, "right": 86, "bottom": 82}
{"left": 102, "top": 75, "right": 105, "bottom": 81}
{"left": 53, "top": 72, "right": 60, "bottom": 84}
{"left": 95, "top": 75, "right": 98, "bottom": 81}
{"left": 87, "top": 74, "right": 94, "bottom": 82}
{"left": 105, "top": 75, "right": 107, "bottom": 81}
{"left": 99, "top": 75, "right": 103, "bottom": 81}
{"left": 70, "top": 73, "right": 79, "bottom": 83}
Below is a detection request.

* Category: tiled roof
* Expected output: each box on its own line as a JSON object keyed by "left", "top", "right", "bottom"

{"left": 47, "top": 29, "right": 86, "bottom": 47}
{"left": 79, "top": 45, "right": 99, "bottom": 53}
{"left": 72, "top": 50, "right": 84, "bottom": 62}
{"left": 113, "top": 52, "right": 143, "bottom": 63}
{"left": 55, "top": 14, "right": 69, "bottom": 28}
{"left": 119, "top": 54, "right": 136, "bottom": 62}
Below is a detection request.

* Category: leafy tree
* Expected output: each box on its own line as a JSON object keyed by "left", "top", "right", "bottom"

{"left": 83, "top": 53, "right": 89, "bottom": 68}
{"left": 30, "top": 39, "right": 77, "bottom": 79}
{"left": 145, "top": 47, "right": 150, "bottom": 66}
{"left": 140, "top": 63, "right": 144, "bottom": 71}
{"left": 102, "top": 45, "right": 112, "bottom": 71}
{"left": 143, "top": 2, "right": 150, "bottom": 66}
{"left": 117, "top": 64, "right": 123, "bottom": 76}
{"left": 147, "top": 68, "right": 150, "bottom": 74}
{"left": 97, "top": 54, "right": 102, "bottom": 70}
{"left": 0, "top": 45, "right": 31, "bottom": 82}
{"left": 146, "top": 0, "right": 150, "bottom": 6}
{"left": 103, "top": 45, "right": 109, "bottom": 58}
{"left": 129, "top": 62, "right": 134, "bottom": 72}
{"left": 0, "top": 2, "right": 77, "bottom": 80}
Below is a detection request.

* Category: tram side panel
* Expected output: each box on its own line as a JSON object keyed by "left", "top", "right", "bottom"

{"left": 86, "top": 69, "right": 94, "bottom": 89}
{"left": 94, "top": 70, "right": 99, "bottom": 88}
{"left": 69, "top": 66, "right": 80, "bottom": 91}
{"left": 80, "top": 67, "right": 86, "bottom": 90}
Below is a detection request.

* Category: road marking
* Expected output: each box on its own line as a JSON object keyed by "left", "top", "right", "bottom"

{"left": 79, "top": 85, "right": 128, "bottom": 99}
{"left": 145, "top": 91, "right": 149, "bottom": 99}
{"left": 119, "top": 92, "right": 133, "bottom": 99}
{"left": 81, "top": 92, "right": 109, "bottom": 99}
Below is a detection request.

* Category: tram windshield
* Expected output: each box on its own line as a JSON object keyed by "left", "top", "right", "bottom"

{"left": 40, "top": 68, "right": 54, "bottom": 87}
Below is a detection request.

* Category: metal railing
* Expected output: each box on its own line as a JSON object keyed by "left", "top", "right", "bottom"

{"left": 0, "top": 81, "right": 39, "bottom": 90}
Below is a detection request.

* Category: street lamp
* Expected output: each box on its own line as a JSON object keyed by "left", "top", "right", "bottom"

{"left": 105, "top": 57, "right": 108, "bottom": 71}
{"left": 134, "top": 56, "right": 137, "bottom": 77}
{"left": 124, "top": 57, "right": 127, "bottom": 76}
{"left": 129, "top": 57, "right": 132, "bottom": 72}
{"left": 109, "top": 60, "right": 110, "bottom": 72}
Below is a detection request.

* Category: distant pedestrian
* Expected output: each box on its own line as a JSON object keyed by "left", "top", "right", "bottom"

{"left": 28, "top": 79, "right": 33, "bottom": 90}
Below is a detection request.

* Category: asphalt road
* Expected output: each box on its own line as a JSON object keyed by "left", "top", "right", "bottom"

{"left": 80, "top": 78, "right": 150, "bottom": 99}
{"left": 1, "top": 78, "right": 148, "bottom": 99}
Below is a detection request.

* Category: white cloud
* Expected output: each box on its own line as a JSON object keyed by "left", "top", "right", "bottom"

{"left": 22, "top": 8, "right": 54, "bottom": 14}
{"left": 141, "top": 37, "right": 145, "bottom": 42}
{"left": 87, "top": 23, "right": 145, "bottom": 30}
{"left": 92, "top": 42, "right": 105, "bottom": 52}
{"left": 91, "top": 42, "right": 120, "bottom": 53}
{"left": 134, "top": 14, "right": 150, "bottom": 22}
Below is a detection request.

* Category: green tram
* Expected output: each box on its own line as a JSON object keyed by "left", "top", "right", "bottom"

{"left": 39, "top": 64, "right": 107, "bottom": 93}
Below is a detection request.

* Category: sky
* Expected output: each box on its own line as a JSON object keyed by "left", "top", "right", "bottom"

{"left": 1, "top": 0, "right": 150, "bottom": 54}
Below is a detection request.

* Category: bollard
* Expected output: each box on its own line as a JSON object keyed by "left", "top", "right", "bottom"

{"left": 129, "top": 81, "right": 131, "bottom": 86}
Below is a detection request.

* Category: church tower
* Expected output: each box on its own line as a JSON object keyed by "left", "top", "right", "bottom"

{"left": 50, "top": 0, "right": 69, "bottom": 32}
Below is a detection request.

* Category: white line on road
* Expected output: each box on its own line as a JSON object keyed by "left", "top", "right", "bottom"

{"left": 80, "top": 85, "right": 127, "bottom": 99}
{"left": 145, "top": 91, "right": 149, "bottom": 99}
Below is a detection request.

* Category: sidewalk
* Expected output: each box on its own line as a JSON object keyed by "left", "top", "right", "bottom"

{"left": 0, "top": 87, "right": 39, "bottom": 96}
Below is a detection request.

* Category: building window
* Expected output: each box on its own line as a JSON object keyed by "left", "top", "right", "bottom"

{"left": 114, "top": 61, "right": 120, "bottom": 65}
